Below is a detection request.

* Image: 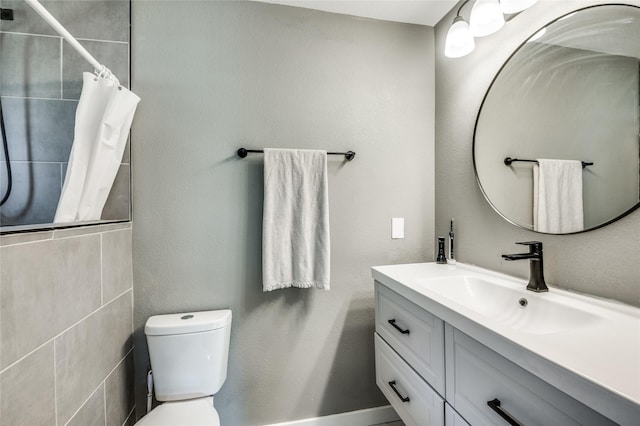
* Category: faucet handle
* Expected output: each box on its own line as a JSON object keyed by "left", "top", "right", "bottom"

{"left": 515, "top": 241, "right": 543, "bottom": 253}
{"left": 515, "top": 241, "right": 542, "bottom": 247}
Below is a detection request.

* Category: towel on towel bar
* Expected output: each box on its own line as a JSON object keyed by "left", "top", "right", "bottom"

{"left": 533, "top": 159, "right": 584, "bottom": 233}
{"left": 262, "top": 149, "right": 330, "bottom": 291}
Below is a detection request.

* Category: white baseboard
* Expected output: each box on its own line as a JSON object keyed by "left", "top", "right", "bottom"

{"left": 263, "top": 405, "right": 400, "bottom": 426}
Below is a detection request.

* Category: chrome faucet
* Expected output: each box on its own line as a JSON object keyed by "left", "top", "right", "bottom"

{"left": 502, "top": 241, "right": 549, "bottom": 292}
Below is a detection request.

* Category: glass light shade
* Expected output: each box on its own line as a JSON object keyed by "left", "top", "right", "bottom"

{"left": 445, "top": 16, "right": 475, "bottom": 58}
{"left": 500, "top": 0, "right": 538, "bottom": 14}
{"left": 469, "top": 0, "right": 505, "bottom": 37}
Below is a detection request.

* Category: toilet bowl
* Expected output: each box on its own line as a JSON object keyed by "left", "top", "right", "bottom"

{"left": 137, "top": 310, "right": 232, "bottom": 426}
{"left": 135, "top": 397, "right": 219, "bottom": 426}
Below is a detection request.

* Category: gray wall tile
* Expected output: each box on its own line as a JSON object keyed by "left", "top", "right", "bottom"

{"left": 106, "top": 352, "right": 135, "bottom": 426}
{"left": 101, "top": 164, "right": 130, "bottom": 221}
{"left": 0, "top": 234, "right": 101, "bottom": 368}
{"left": 62, "top": 40, "right": 129, "bottom": 99}
{"left": 55, "top": 291, "right": 133, "bottom": 426}
{"left": 0, "top": 343, "right": 56, "bottom": 426}
{"left": 0, "top": 1, "right": 64, "bottom": 36}
{"left": 1, "top": 97, "right": 77, "bottom": 162}
{"left": 0, "top": 229, "right": 53, "bottom": 246}
{"left": 61, "top": 0, "right": 131, "bottom": 42}
{"left": 0, "top": 161, "right": 62, "bottom": 226}
{"left": 66, "top": 384, "right": 106, "bottom": 426}
{"left": 0, "top": 33, "right": 61, "bottom": 98}
{"left": 102, "top": 228, "right": 133, "bottom": 303}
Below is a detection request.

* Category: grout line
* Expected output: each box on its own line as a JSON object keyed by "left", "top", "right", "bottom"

{"left": 0, "top": 30, "right": 62, "bottom": 39}
{"left": 54, "top": 343, "right": 59, "bottom": 426}
{"left": 60, "top": 37, "right": 64, "bottom": 99}
{"left": 0, "top": 31, "right": 129, "bottom": 45}
{"left": 62, "top": 381, "right": 103, "bottom": 426}
{"left": 76, "top": 36, "right": 129, "bottom": 45}
{"left": 104, "top": 381, "right": 108, "bottom": 426}
{"left": 0, "top": 95, "right": 79, "bottom": 102}
{"left": 62, "top": 346, "right": 134, "bottom": 426}
{"left": 0, "top": 160, "right": 69, "bottom": 165}
{"left": 0, "top": 289, "right": 133, "bottom": 375}
{"left": 100, "top": 233, "right": 104, "bottom": 306}
{"left": 122, "top": 406, "right": 136, "bottom": 426}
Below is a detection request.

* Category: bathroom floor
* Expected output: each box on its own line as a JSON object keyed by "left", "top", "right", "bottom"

{"left": 371, "top": 421, "right": 404, "bottom": 426}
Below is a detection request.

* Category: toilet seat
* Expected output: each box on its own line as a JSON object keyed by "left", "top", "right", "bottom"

{"left": 135, "top": 397, "right": 220, "bottom": 426}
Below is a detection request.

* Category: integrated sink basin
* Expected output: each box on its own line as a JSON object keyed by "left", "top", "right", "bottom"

{"left": 415, "top": 275, "right": 603, "bottom": 335}
{"left": 372, "top": 262, "right": 640, "bottom": 425}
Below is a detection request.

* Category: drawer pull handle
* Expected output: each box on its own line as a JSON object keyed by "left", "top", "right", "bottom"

{"left": 388, "top": 319, "right": 410, "bottom": 335}
{"left": 487, "top": 398, "right": 524, "bottom": 426}
{"left": 388, "top": 380, "right": 410, "bottom": 403}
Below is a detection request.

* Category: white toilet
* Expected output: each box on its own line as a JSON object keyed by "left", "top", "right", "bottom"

{"left": 137, "top": 309, "right": 232, "bottom": 426}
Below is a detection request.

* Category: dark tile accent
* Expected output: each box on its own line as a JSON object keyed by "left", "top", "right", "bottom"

{"left": 1, "top": 97, "right": 77, "bottom": 162}
{"left": 0, "top": 33, "right": 62, "bottom": 98}
{"left": 60, "top": 0, "right": 130, "bottom": 42}
{"left": 0, "top": 161, "right": 62, "bottom": 226}
{"left": 62, "top": 40, "right": 129, "bottom": 99}
{"left": 0, "top": 1, "right": 64, "bottom": 36}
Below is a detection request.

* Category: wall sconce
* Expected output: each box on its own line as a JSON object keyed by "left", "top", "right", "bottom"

{"left": 444, "top": 0, "right": 538, "bottom": 58}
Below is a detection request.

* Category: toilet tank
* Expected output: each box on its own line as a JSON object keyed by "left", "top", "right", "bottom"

{"left": 145, "top": 310, "right": 232, "bottom": 402}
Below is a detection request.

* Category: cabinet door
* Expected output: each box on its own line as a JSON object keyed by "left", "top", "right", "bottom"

{"left": 376, "top": 282, "right": 445, "bottom": 395}
{"left": 445, "top": 404, "right": 470, "bottom": 426}
{"left": 445, "top": 325, "right": 617, "bottom": 426}
{"left": 375, "top": 334, "right": 444, "bottom": 426}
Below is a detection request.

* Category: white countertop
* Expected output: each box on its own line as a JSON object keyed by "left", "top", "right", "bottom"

{"left": 372, "top": 262, "right": 640, "bottom": 426}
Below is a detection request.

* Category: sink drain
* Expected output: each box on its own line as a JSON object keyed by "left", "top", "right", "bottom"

{"left": 518, "top": 298, "right": 528, "bottom": 308}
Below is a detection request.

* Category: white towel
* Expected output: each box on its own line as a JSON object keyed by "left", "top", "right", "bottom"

{"left": 262, "top": 149, "right": 330, "bottom": 291}
{"left": 533, "top": 159, "right": 584, "bottom": 233}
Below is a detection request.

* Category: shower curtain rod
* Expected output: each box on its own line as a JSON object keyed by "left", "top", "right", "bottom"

{"left": 24, "top": 0, "right": 106, "bottom": 75}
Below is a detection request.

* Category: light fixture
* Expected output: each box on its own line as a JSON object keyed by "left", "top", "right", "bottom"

{"left": 444, "top": 0, "right": 539, "bottom": 59}
{"left": 500, "top": 0, "right": 538, "bottom": 15}
{"left": 444, "top": 0, "right": 475, "bottom": 58}
{"left": 445, "top": 16, "right": 475, "bottom": 58}
{"left": 470, "top": 0, "right": 505, "bottom": 37}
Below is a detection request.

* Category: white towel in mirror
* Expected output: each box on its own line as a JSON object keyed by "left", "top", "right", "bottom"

{"left": 533, "top": 159, "right": 584, "bottom": 233}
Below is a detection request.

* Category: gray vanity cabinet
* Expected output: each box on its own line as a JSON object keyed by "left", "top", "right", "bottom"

{"left": 374, "top": 281, "right": 618, "bottom": 426}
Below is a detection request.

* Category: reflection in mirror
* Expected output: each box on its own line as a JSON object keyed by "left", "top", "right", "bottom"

{"left": 0, "top": 0, "right": 131, "bottom": 232}
{"left": 474, "top": 4, "right": 640, "bottom": 234}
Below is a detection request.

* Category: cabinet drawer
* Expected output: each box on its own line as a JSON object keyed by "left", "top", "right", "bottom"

{"left": 445, "top": 326, "right": 617, "bottom": 426}
{"left": 375, "top": 333, "right": 444, "bottom": 426}
{"left": 445, "top": 404, "right": 470, "bottom": 426}
{"left": 375, "top": 282, "right": 445, "bottom": 395}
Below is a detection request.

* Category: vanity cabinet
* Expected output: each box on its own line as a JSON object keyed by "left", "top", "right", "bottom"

{"left": 374, "top": 281, "right": 617, "bottom": 426}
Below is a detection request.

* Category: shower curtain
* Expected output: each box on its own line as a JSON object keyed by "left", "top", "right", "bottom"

{"left": 54, "top": 72, "right": 140, "bottom": 223}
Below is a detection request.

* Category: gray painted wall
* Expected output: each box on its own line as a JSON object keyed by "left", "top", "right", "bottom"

{"left": 435, "top": 0, "right": 640, "bottom": 307}
{"left": 131, "top": 2, "right": 434, "bottom": 424}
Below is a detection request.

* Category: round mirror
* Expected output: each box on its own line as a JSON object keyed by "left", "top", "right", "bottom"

{"left": 473, "top": 4, "right": 640, "bottom": 234}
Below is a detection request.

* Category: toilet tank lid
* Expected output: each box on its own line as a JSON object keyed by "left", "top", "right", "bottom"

{"left": 145, "top": 310, "right": 232, "bottom": 336}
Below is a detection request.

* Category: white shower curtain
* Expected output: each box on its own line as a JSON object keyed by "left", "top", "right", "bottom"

{"left": 54, "top": 72, "right": 140, "bottom": 223}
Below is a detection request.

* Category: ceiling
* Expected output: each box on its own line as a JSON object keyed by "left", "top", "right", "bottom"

{"left": 255, "top": 0, "right": 459, "bottom": 27}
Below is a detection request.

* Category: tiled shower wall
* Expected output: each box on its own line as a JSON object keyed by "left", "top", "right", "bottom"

{"left": 0, "top": 223, "right": 135, "bottom": 426}
{"left": 0, "top": 0, "right": 130, "bottom": 226}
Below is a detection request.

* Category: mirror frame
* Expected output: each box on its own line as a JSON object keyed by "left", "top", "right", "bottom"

{"left": 472, "top": 3, "right": 640, "bottom": 234}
